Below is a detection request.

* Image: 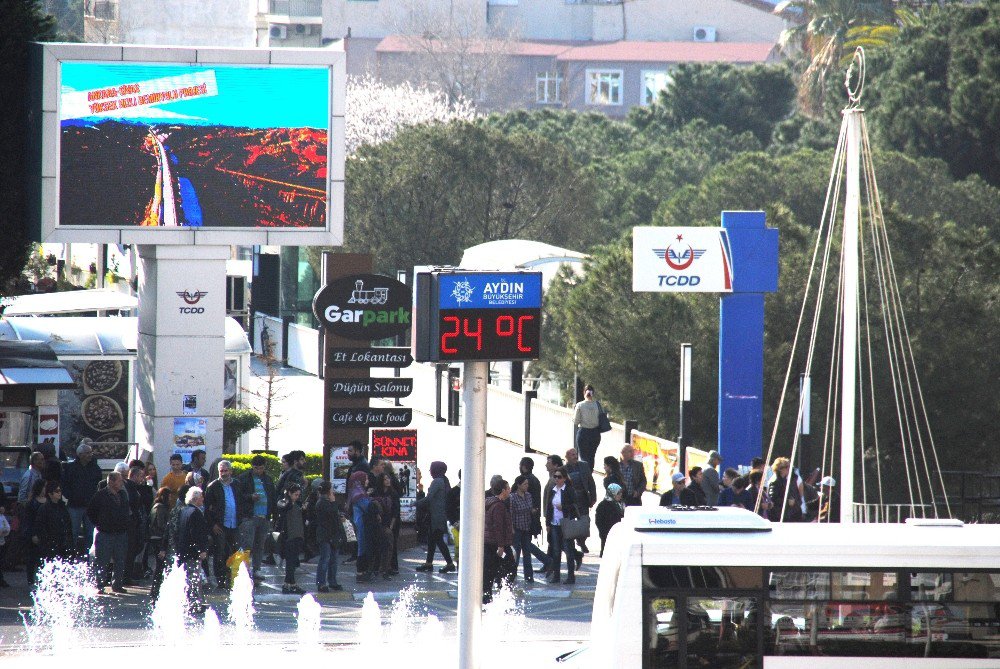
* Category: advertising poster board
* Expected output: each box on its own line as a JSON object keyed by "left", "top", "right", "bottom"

{"left": 58, "top": 358, "right": 131, "bottom": 449}
{"left": 371, "top": 429, "right": 417, "bottom": 522}
{"left": 173, "top": 416, "right": 207, "bottom": 464}
{"left": 329, "top": 445, "right": 352, "bottom": 494}
{"left": 631, "top": 432, "right": 679, "bottom": 494}
{"left": 30, "top": 43, "right": 346, "bottom": 246}
{"left": 37, "top": 406, "right": 60, "bottom": 454}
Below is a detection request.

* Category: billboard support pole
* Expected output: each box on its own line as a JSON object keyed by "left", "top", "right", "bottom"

{"left": 457, "top": 360, "right": 488, "bottom": 669}
{"left": 135, "top": 244, "right": 229, "bottom": 478}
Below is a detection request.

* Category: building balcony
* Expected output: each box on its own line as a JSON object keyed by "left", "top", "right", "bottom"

{"left": 268, "top": 0, "right": 322, "bottom": 18}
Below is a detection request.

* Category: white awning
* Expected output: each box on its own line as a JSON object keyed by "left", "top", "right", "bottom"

{"left": 0, "top": 317, "right": 251, "bottom": 357}
{"left": 2, "top": 289, "right": 138, "bottom": 316}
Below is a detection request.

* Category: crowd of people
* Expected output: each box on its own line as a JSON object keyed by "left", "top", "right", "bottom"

{"left": 657, "top": 453, "right": 839, "bottom": 524}
{"left": 0, "top": 402, "right": 836, "bottom": 606}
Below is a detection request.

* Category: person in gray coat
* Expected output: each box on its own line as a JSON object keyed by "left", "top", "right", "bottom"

{"left": 701, "top": 451, "right": 723, "bottom": 506}
{"left": 415, "top": 460, "right": 455, "bottom": 573}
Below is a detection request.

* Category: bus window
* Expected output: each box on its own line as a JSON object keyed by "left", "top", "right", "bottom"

{"left": 768, "top": 602, "right": 910, "bottom": 657}
{"left": 910, "top": 572, "right": 953, "bottom": 601}
{"left": 831, "top": 571, "right": 898, "bottom": 600}
{"left": 685, "top": 597, "right": 759, "bottom": 669}
{"left": 769, "top": 571, "right": 830, "bottom": 600}
{"left": 954, "top": 572, "right": 1000, "bottom": 602}
{"left": 909, "top": 602, "right": 1000, "bottom": 657}
{"left": 645, "top": 566, "right": 761, "bottom": 590}
{"left": 648, "top": 597, "right": 679, "bottom": 668}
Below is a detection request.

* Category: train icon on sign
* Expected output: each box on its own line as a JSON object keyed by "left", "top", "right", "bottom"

{"left": 348, "top": 280, "right": 389, "bottom": 305}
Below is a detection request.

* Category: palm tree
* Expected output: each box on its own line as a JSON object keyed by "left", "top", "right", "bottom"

{"left": 775, "top": 0, "right": 907, "bottom": 115}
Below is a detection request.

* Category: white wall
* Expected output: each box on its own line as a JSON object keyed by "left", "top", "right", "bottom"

{"left": 286, "top": 322, "right": 319, "bottom": 375}
{"left": 120, "top": 0, "right": 256, "bottom": 46}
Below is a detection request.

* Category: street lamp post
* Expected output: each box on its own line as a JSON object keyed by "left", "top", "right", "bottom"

{"left": 678, "top": 343, "right": 692, "bottom": 474}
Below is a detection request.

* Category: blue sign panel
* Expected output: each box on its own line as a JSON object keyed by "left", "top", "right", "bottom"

{"left": 437, "top": 272, "right": 543, "bottom": 309}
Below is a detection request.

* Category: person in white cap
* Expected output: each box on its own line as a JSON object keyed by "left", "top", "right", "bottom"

{"left": 817, "top": 476, "right": 838, "bottom": 522}
{"left": 660, "top": 472, "right": 686, "bottom": 507}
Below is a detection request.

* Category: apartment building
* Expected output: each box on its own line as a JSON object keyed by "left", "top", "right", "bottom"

{"left": 322, "top": 0, "right": 789, "bottom": 114}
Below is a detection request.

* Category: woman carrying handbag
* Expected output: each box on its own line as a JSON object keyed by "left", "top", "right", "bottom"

{"left": 544, "top": 466, "right": 581, "bottom": 585}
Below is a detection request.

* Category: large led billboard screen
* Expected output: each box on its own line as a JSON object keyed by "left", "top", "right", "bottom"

{"left": 30, "top": 44, "right": 345, "bottom": 246}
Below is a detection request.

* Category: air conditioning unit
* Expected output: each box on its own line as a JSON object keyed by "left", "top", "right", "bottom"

{"left": 269, "top": 24, "right": 287, "bottom": 39}
{"left": 693, "top": 26, "right": 717, "bottom": 42}
{"left": 294, "top": 23, "right": 306, "bottom": 34}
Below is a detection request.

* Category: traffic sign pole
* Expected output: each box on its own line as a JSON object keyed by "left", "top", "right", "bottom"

{"left": 457, "top": 360, "right": 488, "bottom": 669}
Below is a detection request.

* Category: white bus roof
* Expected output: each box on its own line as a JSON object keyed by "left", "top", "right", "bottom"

{"left": 615, "top": 507, "right": 998, "bottom": 570}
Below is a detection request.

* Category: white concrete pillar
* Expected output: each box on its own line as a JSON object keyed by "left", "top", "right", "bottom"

{"left": 136, "top": 244, "right": 229, "bottom": 475}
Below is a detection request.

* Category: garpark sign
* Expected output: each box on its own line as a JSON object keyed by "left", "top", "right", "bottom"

{"left": 313, "top": 273, "right": 411, "bottom": 340}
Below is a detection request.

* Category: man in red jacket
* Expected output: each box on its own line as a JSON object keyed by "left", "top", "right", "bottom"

{"left": 483, "top": 479, "right": 513, "bottom": 604}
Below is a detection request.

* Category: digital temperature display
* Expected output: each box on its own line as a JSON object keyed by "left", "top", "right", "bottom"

{"left": 413, "top": 271, "right": 543, "bottom": 363}
{"left": 438, "top": 308, "right": 539, "bottom": 360}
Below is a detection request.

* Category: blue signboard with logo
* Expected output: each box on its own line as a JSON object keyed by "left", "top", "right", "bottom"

{"left": 413, "top": 270, "right": 543, "bottom": 362}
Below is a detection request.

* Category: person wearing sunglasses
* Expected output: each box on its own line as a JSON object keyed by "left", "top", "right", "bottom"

{"left": 544, "top": 466, "right": 579, "bottom": 585}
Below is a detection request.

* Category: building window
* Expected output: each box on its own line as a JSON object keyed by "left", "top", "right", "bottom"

{"left": 641, "top": 70, "right": 672, "bottom": 106}
{"left": 536, "top": 72, "right": 562, "bottom": 104}
{"left": 586, "top": 69, "right": 622, "bottom": 106}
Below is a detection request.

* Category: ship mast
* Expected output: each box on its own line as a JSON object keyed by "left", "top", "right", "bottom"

{"left": 839, "top": 52, "right": 865, "bottom": 524}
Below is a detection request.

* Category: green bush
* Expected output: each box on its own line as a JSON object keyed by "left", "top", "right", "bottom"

{"left": 225, "top": 452, "right": 325, "bottom": 480}
{"left": 223, "top": 408, "right": 262, "bottom": 450}
{"left": 226, "top": 453, "right": 281, "bottom": 480}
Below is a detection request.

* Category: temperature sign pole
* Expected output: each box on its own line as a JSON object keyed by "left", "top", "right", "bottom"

{"left": 412, "top": 269, "right": 542, "bottom": 669}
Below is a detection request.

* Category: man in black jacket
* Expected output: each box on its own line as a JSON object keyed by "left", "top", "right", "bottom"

{"left": 518, "top": 457, "right": 543, "bottom": 538}
{"left": 87, "top": 471, "right": 131, "bottom": 594}
{"left": 565, "top": 448, "right": 597, "bottom": 556}
{"left": 203, "top": 460, "right": 244, "bottom": 589}
{"left": 237, "top": 455, "right": 276, "bottom": 582}
{"left": 62, "top": 442, "right": 103, "bottom": 553}
{"left": 175, "top": 487, "right": 209, "bottom": 613}
{"left": 680, "top": 467, "right": 708, "bottom": 507}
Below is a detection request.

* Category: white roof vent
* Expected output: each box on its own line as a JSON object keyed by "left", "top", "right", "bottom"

{"left": 905, "top": 517, "right": 965, "bottom": 527}
{"left": 629, "top": 506, "right": 772, "bottom": 532}
{"left": 693, "top": 26, "right": 717, "bottom": 42}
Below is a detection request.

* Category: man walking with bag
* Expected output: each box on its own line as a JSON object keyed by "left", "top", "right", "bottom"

{"left": 564, "top": 448, "right": 596, "bottom": 557}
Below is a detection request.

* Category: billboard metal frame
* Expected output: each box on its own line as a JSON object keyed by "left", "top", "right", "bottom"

{"left": 29, "top": 42, "right": 345, "bottom": 246}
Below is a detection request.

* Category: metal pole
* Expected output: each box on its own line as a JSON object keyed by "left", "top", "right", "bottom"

{"left": 679, "top": 343, "right": 692, "bottom": 474}
{"left": 799, "top": 372, "right": 811, "bottom": 471}
{"left": 840, "top": 109, "right": 861, "bottom": 524}
{"left": 458, "top": 360, "right": 488, "bottom": 669}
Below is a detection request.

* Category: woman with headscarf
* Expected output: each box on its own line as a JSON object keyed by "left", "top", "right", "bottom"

{"left": 594, "top": 483, "right": 625, "bottom": 557}
{"left": 602, "top": 456, "right": 624, "bottom": 491}
{"left": 415, "top": 461, "right": 455, "bottom": 573}
{"left": 347, "top": 471, "right": 372, "bottom": 579}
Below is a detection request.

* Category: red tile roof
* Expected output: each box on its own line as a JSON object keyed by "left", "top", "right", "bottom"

{"left": 375, "top": 35, "right": 575, "bottom": 57}
{"left": 374, "top": 36, "right": 777, "bottom": 64}
{"left": 556, "top": 41, "right": 777, "bottom": 63}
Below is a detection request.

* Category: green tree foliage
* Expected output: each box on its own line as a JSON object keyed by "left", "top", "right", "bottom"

{"left": 344, "top": 121, "right": 598, "bottom": 273}
{"left": 776, "top": 0, "right": 899, "bottom": 115}
{"left": 541, "top": 145, "right": 999, "bottom": 477}
{"left": 868, "top": 0, "right": 1000, "bottom": 187}
{"left": 222, "top": 408, "right": 262, "bottom": 451}
{"left": 0, "top": 0, "right": 53, "bottom": 297}
{"left": 628, "top": 63, "right": 797, "bottom": 145}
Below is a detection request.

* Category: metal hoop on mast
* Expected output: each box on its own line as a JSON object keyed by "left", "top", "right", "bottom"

{"left": 845, "top": 47, "right": 866, "bottom": 107}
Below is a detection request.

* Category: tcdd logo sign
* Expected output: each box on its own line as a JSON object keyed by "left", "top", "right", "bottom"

{"left": 177, "top": 290, "right": 207, "bottom": 314}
